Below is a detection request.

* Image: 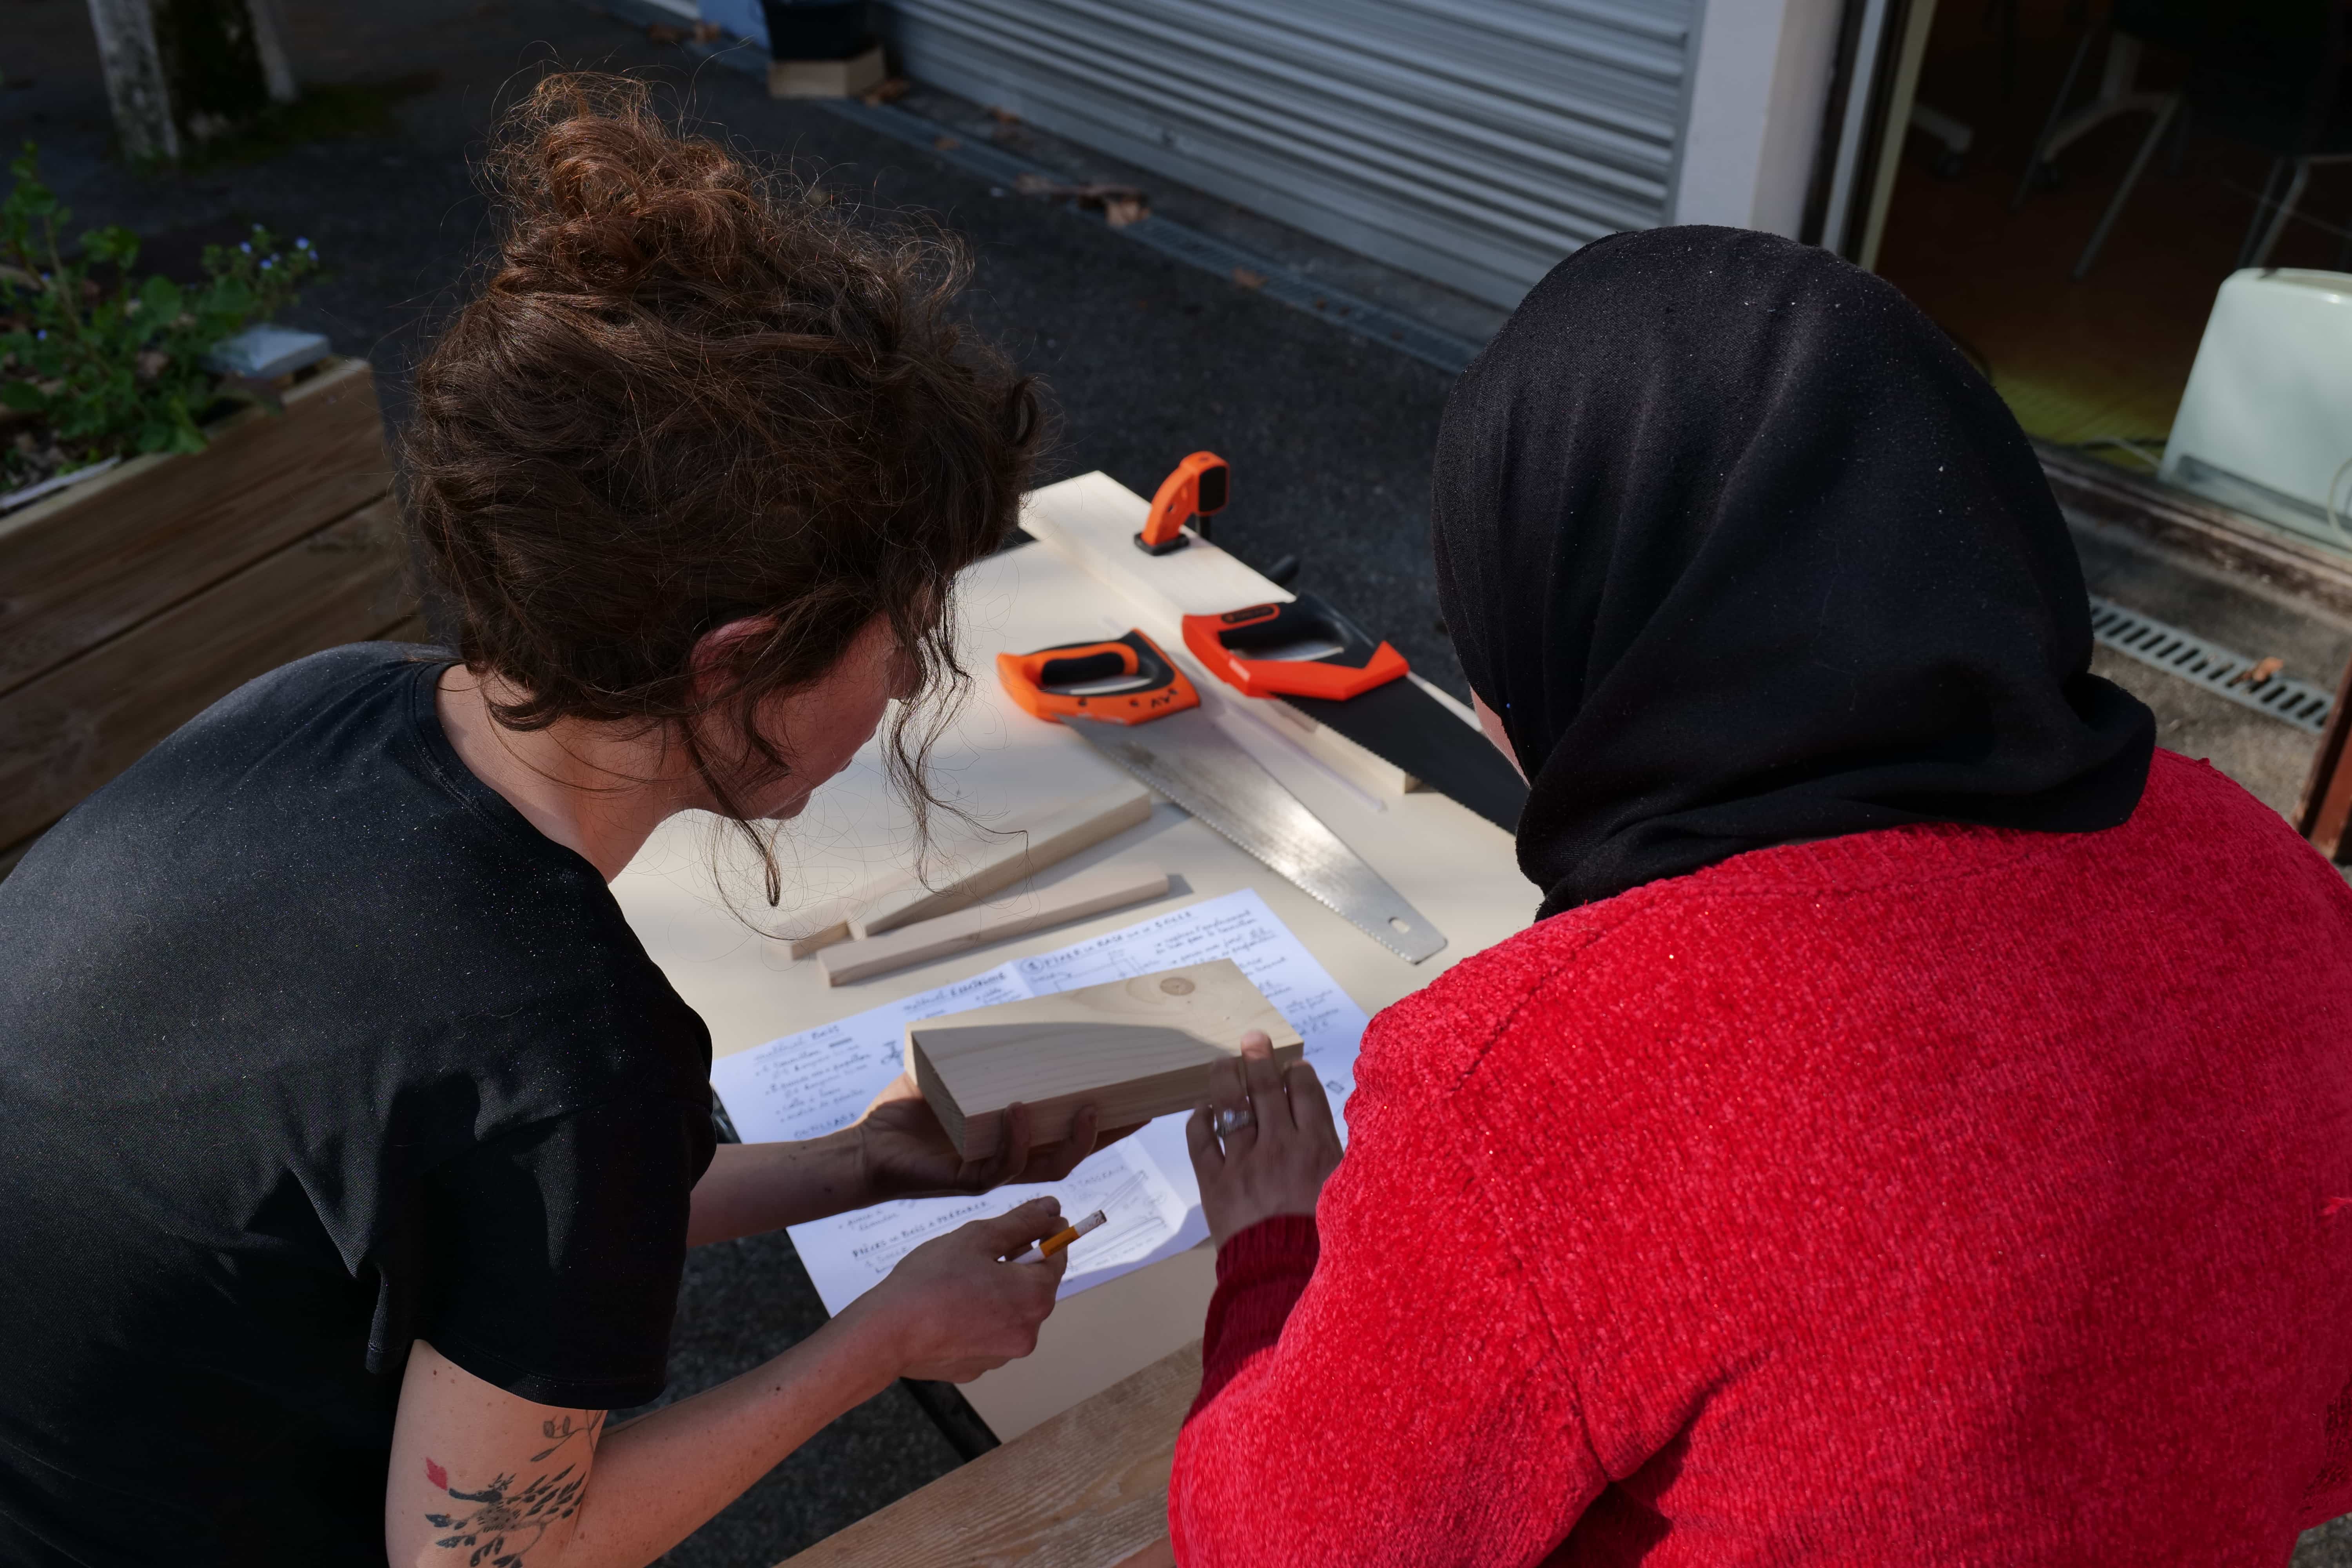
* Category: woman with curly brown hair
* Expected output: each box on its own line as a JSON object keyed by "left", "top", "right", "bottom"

{"left": 0, "top": 75, "right": 1113, "bottom": 1566}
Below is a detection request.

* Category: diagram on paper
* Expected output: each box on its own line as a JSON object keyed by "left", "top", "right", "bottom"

{"left": 711, "top": 889, "right": 1370, "bottom": 1314}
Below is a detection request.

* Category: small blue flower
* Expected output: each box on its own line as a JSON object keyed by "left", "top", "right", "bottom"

{"left": 240, "top": 241, "right": 252, "bottom": 254}
{"left": 35, "top": 328, "right": 45, "bottom": 339}
{"left": 295, "top": 237, "right": 310, "bottom": 249}
{"left": 260, "top": 257, "right": 272, "bottom": 270}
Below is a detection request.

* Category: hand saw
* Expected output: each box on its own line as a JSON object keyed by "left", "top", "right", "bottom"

{"left": 995, "top": 630, "right": 1445, "bottom": 963}
{"left": 1180, "top": 595, "right": 1527, "bottom": 835}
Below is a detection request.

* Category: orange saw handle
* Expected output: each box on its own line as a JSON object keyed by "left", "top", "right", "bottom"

{"left": 1180, "top": 593, "right": 1408, "bottom": 702}
{"left": 995, "top": 630, "right": 1201, "bottom": 725}
{"left": 1135, "top": 451, "right": 1229, "bottom": 556}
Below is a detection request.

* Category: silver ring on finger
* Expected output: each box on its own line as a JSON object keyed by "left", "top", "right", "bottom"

{"left": 1215, "top": 1103, "right": 1255, "bottom": 1134}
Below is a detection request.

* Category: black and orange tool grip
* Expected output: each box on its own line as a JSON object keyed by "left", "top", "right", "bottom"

{"left": 1181, "top": 594, "right": 1409, "bottom": 702}
{"left": 995, "top": 630, "right": 1201, "bottom": 726}
{"left": 1135, "top": 451, "right": 1230, "bottom": 556}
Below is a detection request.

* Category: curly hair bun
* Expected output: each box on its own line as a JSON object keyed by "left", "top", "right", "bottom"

{"left": 403, "top": 70, "right": 1040, "bottom": 849}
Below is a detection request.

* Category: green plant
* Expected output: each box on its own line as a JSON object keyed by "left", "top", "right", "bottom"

{"left": 0, "top": 141, "right": 318, "bottom": 487}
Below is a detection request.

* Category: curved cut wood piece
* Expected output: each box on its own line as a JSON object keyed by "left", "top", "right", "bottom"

{"left": 819, "top": 866, "right": 1172, "bottom": 987}
{"left": 774, "top": 1343, "right": 1198, "bottom": 1568}
{"left": 906, "top": 959, "right": 1303, "bottom": 1158}
{"left": 851, "top": 786, "right": 1153, "bottom": 939}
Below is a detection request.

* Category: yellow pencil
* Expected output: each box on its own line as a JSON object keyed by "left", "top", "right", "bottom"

{"left": 1013, "top": 1209, "right": 1106, "bottom": 1263}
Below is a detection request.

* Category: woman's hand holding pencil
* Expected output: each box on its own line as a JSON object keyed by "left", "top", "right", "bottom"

{"left": 840, "top": 1196, "right": 1071, "bottom": 1383}
{"left": 1012, "top": 1209, "right": 1106, "bottom": 1263}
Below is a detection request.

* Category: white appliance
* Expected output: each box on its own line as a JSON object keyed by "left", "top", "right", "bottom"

{"left": 2163, "top": 268, "right": 2352, "bottom": 554}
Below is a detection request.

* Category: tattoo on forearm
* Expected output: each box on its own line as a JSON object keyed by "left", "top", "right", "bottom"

{"left": 423, "top": 1414, "right": 604, "bottom": 1566}
{"left": 528, "top": 1412, "right": 602, "bottom": 1464}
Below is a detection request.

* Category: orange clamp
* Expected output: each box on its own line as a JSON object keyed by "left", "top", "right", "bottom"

{"left": 1135, "top": 451, "right": 1230, "bottom": 556}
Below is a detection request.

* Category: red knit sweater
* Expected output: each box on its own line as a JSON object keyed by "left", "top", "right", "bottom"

{"left": 1170, "top": 750, "right": 2352, "bottom": 1566}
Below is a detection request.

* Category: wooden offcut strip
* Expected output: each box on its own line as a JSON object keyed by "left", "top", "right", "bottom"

{"left": 848, "top": 785, "right": 1152, "bottom": 939}
{"left": 906, "top": 958, "right": 1302, "bottom": 1160}
{"left": 772, "top": 1342, "right": 1198, "bottom": 1567}
{"left": 818, "top": 865, "right": 1170, "bottom": 987}
{"left": 775, "top": 784, "right": 1154, "bottom": 959}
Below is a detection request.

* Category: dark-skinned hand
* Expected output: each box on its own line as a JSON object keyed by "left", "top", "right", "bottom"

{"left": 1187, "top": 1030, "right": 1343, "bottom": 1248}
{"left": 855, "top": 1070, "right": 1145, "bottom": 1201}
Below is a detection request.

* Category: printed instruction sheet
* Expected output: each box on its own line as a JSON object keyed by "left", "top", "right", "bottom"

{"left": 710, "top": 889, "right": 1371, "bottom": 1315}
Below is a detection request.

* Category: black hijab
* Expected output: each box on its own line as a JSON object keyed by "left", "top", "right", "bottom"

{"left": 1432, "top": 227, "right": 2152, "bottom": 918}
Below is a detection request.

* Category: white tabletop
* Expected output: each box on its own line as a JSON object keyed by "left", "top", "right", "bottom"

{"left": 611, "top": 472, "right": 1534, "bottom": 1438}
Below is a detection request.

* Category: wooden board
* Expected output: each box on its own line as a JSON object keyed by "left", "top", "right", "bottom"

{"left": 772, "top": 1341, "right": 1197, "bottom": 1568}
{"left": 819, "top": 865, "right": 1171, "bottom": 986}
{"left": 0, "top": 358, "right": 390, "bottom": 695}
{"left": 1019, "top": 472, "right": 1290, "bottom": 628}
{"left": 609, "top": 478, "right": 1540, "bottom": 1441}
{"left": 907, "top": 959, "right": 1302, "bottom": 1159}
{"left": 774, "top": 784, "right": 1154, "bottom": 959}
{"left": 768, "top": 42, "right": 887, "bottom": 98}
{"left": 1236, "top": 691, "right": 1415, "bottom": 797}
{"left": 849, "top": 785, "right": 1153, "bottom": 939}
{"left": 0, "top": 498, "right": 414, "bottom": 847}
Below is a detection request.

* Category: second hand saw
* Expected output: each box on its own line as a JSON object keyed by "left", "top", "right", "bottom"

{"left": 1181, "top": 594, "right": 1527, "bottom": 834}
{"left": 995, "top": 630, "right": 1445, "bottom": 963}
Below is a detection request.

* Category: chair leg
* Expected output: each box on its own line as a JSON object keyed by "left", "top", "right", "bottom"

{"left": 2248, "top": 159, "right": 2313, "bottom": 269}
{"left": 2073, "top": 94, "right": 2182, "bottom": 280}
{"left": 2013, "top": 24, "right": 2099, "bottom": 209}
{"left": 2238, "top": 160, "right": 2288, "bottom": 269}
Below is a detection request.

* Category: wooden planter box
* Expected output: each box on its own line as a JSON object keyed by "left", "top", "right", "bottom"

{"left": 0, "top": 358, "right": 417, "bottom": 875}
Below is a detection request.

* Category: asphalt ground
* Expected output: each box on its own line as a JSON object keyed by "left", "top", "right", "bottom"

{"left": 11, "top": 0, "right": 2352, "bottom": 1559}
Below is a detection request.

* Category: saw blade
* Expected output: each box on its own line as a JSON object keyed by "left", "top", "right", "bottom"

{"left": 1280, "top": 681, "right": 1526, "bottom": 835}
{"left": 1065, "top": 711, "right": 1446, "bottom": 963}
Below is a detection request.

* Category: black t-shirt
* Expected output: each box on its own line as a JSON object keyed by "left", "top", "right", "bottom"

{"left": 0, "top": 646, "right": 715, "bottom": 1566}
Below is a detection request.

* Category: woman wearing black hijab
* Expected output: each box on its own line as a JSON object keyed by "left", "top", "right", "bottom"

{"left": 1167, "top": 228, "right": 2352, "bottom": 1566}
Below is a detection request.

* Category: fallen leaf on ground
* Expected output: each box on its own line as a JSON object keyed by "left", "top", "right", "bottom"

{"left": 2232, "top": 656, "right": 2287, "bottom": 686}
{"left": 933, "top": 134, "right": 961, "bottom": 151}
{"left": 1010, "top": 175, "right": 1151, "bottom": 225}
{"left": 989, "top": 106, "right": 1021, "bottom": 125}
{"left": 1231, "top": 267, "right": 1267, "bottom": 290}
{"left": 860, "top": 77, "right": 911, "bottom": 105}
{"left": 691, "top": 20, "right": 720, "bottom": 42}
{"left": 646, "top": 21, "right": 681, "bottom": 43}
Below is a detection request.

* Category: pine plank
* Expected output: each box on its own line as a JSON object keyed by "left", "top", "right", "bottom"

{"left": 818, "top": 866, "right": 1171, "bottom": 986}
{"left": 906, "top": 959, "right": 1303, "bottom": 1158}
{"left": 774, "top": 1342, "right": 1198, "bottom": 1568}
{"left": 0, "top": 358, "right": 390, "bottom": 696}
{"left": 774, "top": 786, "right": 1155, "bottom": 959}
{"left": 0, "top": 497, "right": 415, "bottom": 847}
{"left": 849, "top": 786, "right": 1154, "bottom": 939}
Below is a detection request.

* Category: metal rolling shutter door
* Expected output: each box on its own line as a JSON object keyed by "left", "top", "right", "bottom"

{"left": 882, "top": 0, "right": 1694, "bottom": 310}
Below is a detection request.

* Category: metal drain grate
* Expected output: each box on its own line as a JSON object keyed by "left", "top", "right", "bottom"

{"left": 2086, "top": 595, "right": 2335, "bottom": 732}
